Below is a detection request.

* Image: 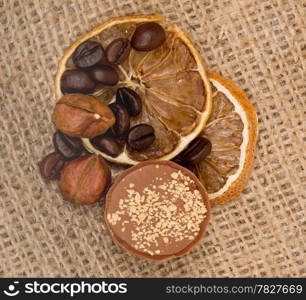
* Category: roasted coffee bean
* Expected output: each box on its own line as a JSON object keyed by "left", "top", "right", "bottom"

{"left": 61, "top": 69, "right": 96, "bottom": 94}
{"left": 180, "top": 137, "right": 212, "bottom": 164}
{"left": 127, "top": 124, "right": 155, "bottom": 151}
{"left": 172, "top": 157, "right": 193, "bottom": 170}
{"left": 53, "top": 130, "right": 83, "bottom": 160}
{"left": 91, "top": 135, "right": 122, "bottom": 157}
{"left": 106, "top": 38, "right": 131, "bottom": 64}
{"left": 88, "top": 65, "right": 119, "bottom": 85}
{"left": 116, "top": 87, "right": 142, "bottom": 117}
{"left": 131, "top": 22, "right": 166, "bottom": 51}
{"left": 39, "top": 152, "right": 65, "bottom": 180}
{"left": 72, "top": 40, "right": 105, "bottom": 68}
{"left": 109, "top": 103, "right": 130, "bottom": 136}
{"left": 116, "top": 134, "right": 127, "bottom": 147}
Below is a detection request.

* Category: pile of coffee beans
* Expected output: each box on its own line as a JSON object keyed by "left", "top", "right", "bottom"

{"left": 61, "top": 22, "right": 166, "bottom": 95}
{"left": 61, "top": 38, "right": 123, "bottom": 94}
{"left": 91, "top": 87, "right": 155, "bottom": 157}
{"left": 58, "top": 22, "right": 168, "bottom": 158}
{"left": 39, "top": 21, "right": 213, "bottom": 206}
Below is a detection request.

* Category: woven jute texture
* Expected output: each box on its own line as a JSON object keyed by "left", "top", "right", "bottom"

{"left": 1, "top": 0, "right": 305, "bottom": 277}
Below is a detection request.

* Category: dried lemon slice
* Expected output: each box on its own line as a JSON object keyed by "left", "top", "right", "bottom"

{"left": 55, "top": 14, "right": 212, "bottom": 165}
{"left": 194, "top": 71, "right": 258, "bottom": 205}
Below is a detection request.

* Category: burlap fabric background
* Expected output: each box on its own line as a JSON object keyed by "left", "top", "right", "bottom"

{"left": 0, "top": 0, "right": 305, "bottom": 277}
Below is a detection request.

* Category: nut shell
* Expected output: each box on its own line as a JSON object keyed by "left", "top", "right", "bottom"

{"left": 59, "top": 154, "right": 111, "bottom": 205}
{"left": 52, "top": 94, "right": 115, "bottom": 138}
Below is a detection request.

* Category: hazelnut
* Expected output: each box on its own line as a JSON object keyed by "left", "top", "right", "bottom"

{"left": 59, "top": 154, "right": 111, "bottom": 205}
{"left": 52, "top": 94, "right": 115, "bottom": 139}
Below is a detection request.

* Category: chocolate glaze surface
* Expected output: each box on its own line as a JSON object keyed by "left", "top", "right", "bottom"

{"left": 105, "top": 161, "right": 210, "bottom": 261}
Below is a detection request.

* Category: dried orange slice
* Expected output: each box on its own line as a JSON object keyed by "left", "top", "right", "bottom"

{"left": 55, "top": 14, "right": 212, "bottom": 165}
{"left": 194, "top": 71, "right": 257, "bottom": 205}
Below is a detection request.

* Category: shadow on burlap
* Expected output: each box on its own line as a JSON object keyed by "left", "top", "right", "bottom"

{"left": 0, "top": 0, "right": 305, "bottom": 277}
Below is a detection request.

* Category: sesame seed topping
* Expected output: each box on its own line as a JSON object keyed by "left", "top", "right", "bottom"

{"left": 107, "top": 169, "right": 207, "bottom": 256}
{"left": 171, "top": 172, "right": 178, "bottom": 179}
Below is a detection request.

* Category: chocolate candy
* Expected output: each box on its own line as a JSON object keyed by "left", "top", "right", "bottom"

{"left": 127, "top": 124, "right": 155, "bottom": 151}
{"left": 61, "top": 69, "right": 96, "bottom": 94}
{"left": 106, "top": 38, "right": 131, "bottom": 65}
{"left": 105, "top": 161, "right": 211, "bottom": 261}
{"left": 72, "top": 40, "right": 105, "bottom": 68}
{"left": 39, "top": 152, "right": 65, "bottom": 180}
{"left": 131, "top": 22, "right": 166, "bottom": 51}
{"left": 116, "top": 87, "right": 142, "bottom": 117}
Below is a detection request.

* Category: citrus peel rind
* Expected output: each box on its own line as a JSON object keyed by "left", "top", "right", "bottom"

{"left": 196, "top": 71, "right": 257, "bottom": 206}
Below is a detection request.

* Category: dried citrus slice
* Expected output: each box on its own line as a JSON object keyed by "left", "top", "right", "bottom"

{"left": 194, "top": 71, "right": 257, "bottom": 206}
{"left": 55, "top": 14, "right": 212, "bottom": 165}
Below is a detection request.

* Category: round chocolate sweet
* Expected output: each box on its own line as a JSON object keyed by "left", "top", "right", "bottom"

{"left": 105, "top": 161, "right": 211, "bottom": 261}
